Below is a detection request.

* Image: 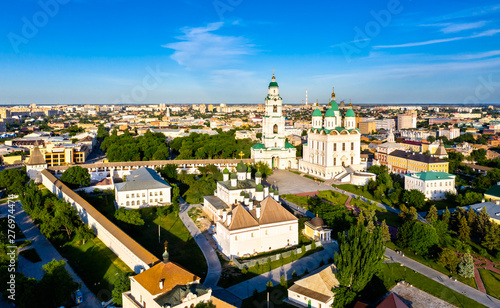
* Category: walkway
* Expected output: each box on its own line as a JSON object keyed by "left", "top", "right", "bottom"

{"left": 1, "top": 201, "right": 101, "bottom": 308}
{"left": 178, "top": 198, "right": 221, "bottom": 288}
{"left": 226, "top": 242, "right": 338, "bottom": 300}
{"left": 385, "top": 248, "right": 500, "bottom": 308}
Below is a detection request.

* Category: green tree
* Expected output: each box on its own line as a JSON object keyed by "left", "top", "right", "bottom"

{"left": 381, "top": 220, "right": 391, "bottom": 242}
{"left": 432, "top": 220, "right": 453, "bottom": 247}
{"left": 458, "top": 214, "right": 470, "bottom": 242}
{"left": 112, "top": 272, "right": 131, "bottom": 305}
{"left": 0, "top": 168, "right": 28, "bottom": 194}
{"left": 438, "top": 248, "right": 460, "bottom": 273}
{"left": 482, "top": 223, "right": 500, "bottom": 251}
{"left": 334, "top": 224, "right": 384, "bottom": 306}
{"left": 194, "top": 301, "right": 216, "bottom": 308}
{"left": 467, "top": 207, "right": 477, "bottom": 230}
{"left": 476, "top": 207, "right": 491, "bottom": 239}
{"left": 442, "top": 207, "right": 451, "bottom": 225}
{"left": 114, "top": 208, "right": 145, "bottom": 226}
{"left": 402, "top": 189, "right": 426, "bottom": 210}
{"left": 60, "top": 166, "right": 91, "bottom": 188}
{"left": 38, "top": 259, "right": 79, "bottom": 307}
{"left": 157, "top": 164, "right": 178, "bottom": 182}
{"left": 96, "top": 124, "right": 109, "bottom": 141}
{"left": 426, "top": 205, "right": 438, "bottom": 223}
{"left": 280, "top": 274, "right": 287, "bottom": 288}
{"left": 53, "top": 199, "right": 81, "bottom": 240}
{"left": 458, "top": 252, "right": 475, "bottom": 278}
{"left": 398, "top": 221, "right": 439, "bottom": 256}
{"left": 75, "top": 225, "right": 95, "bottom": 245}
{"left": 333, "top": 286, "right": 357, "bottom": 308}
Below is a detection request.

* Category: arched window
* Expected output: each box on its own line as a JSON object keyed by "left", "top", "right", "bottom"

{"left": 273, "top": 124, "right": 278, "bottom": 134}
{"left": 273, "top": 105, "right": 277, "bottom": 112}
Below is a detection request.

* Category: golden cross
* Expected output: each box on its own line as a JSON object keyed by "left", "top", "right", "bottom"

{"left": 238, "top": 151, "right": 245, "bottom": 159}
{"left": 273, "top": 68, "right": 275, "bottom": 76}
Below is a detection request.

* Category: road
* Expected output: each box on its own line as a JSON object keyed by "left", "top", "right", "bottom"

{"left": 0, "top": 201, "right": 101, "bottom": 308}
{"left": 386, "top": 248, "right": 500, "bottom": 308}
{"left": 178, "top": 198, "right": 222, "bottom": 289}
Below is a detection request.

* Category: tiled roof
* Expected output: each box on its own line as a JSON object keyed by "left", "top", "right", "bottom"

{"left": 407, "top": 171, "right": 455, "bottom": 181}
{"left": 155, "top": 284, "right": 209, "bottom": 307}
{"left": 288, "top": 264, "right": 339, "bottom": 303}
{"left": 376, "top": 293, "right": 409, "bottom": 308}
{"left": 133, "top": 261, "right": 200, "bottom": 296}
{"left": 26, "top": 146, "right": 46, "bottom": 165}
{"left": 485, "top": 184, "right": 500, "bottom": 198}
{"left": 257, "top": 196, "right": 298, "bottom": 225}
{"left": 389, "top": 150, "right": 447, "bottom": 164}
{"left": 227, "top": 204, "right": 260, "bottom": 230}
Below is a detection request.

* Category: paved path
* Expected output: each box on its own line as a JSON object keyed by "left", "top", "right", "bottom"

{"left": 226, "top": 242, "right": 338, "bottom": 300}
{"left": 178, "top": 198, "right": 221, "bottom": 288}
{"left": 385, "top": 248, "right": 500, "bottom": 308}
{"left": 1, "top": 201, "right": 101, "bottom": 308}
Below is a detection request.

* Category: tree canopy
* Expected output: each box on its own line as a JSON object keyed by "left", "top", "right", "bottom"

{"left": 169, "top": 131, "right": 254, "bottom": 159}
{"left": 333, "top": 224, "right": 385, "bottom": 307}
{"left": 101, "top": 129, "right": 169, "bottom": 162}
{"left": 60, "top": 166, "right": 91, "bottom": 188}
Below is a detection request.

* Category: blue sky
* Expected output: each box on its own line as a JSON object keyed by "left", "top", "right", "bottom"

{"left": 1, "top": 0, "right": 500, "bottom": 105}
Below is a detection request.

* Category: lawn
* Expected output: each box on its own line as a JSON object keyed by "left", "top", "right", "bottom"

{"left": 376, "top": 212, "right": 403, "bottom": 228}
{"left": 317, "top": 190, "right": 348, "bottom": 205}
{"left": 333, "top": 183, "right": 394, "bottom": 206}
{"left": 479, "top": 269, "right": 500, "bottom": 299}
{"left": 385, "top": 242, "right": 477, "bottom": 289}
{"left": 281, "top": 194, "right": 312, "bottom": 207}
{"left": 361, "top": 263, "right": 488, "bottom": 308}
{"left": 19, "top": 248, "right": 41, "bottom": 263}
{"left": 58, "top": 237, "right": 133, "bottom": 302}
{"left": 219, "top": 247, "right": 325, "bottom": 288}
{"left": 303, "top": 174, "right": 324, "bottom": 183}
{"left": 85, "top": 194, "right": 208, "bottom": 279}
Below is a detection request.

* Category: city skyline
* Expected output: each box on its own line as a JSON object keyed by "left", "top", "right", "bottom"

{"left": 1, "top": 0, "right": 500, "bottom": 105}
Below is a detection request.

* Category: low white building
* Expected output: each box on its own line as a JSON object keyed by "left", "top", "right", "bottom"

{"left": 404, "top": 171, "right": 456, "bottom": 200}
{"left": 214, "top": 196, "right": 299, "bottom": 258}
{"left": 115, "top": 167, "right": 171, "bottom": 208}
{"left": 286, "top": 264, "right": 339, "bottom": 308}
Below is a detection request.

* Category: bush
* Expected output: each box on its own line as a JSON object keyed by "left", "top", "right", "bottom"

{"left": 241, "top": 267, "right": 248, "bottom": 275}
{"left": 114, "top": 208, "right": 145, "bottom": 226}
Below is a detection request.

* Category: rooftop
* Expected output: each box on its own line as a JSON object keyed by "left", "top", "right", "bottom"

{"left": 389, "top": 150, "right": 447, "bottom": 164}
{"left": 406, "top": 171, "right": 455, "bottom": 181}
{"left": 115, "top": 167, "right": 171, "bottom": 192}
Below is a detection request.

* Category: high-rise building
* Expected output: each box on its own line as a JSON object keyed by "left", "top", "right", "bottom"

{"left": 397, "top": 111, "right": 417, "bottom": 130}
{"left": 251, "top": 73, "right": 297, "bottom": 169}
{"left": 358, "top": 121, "right": 376, "bottom": 135}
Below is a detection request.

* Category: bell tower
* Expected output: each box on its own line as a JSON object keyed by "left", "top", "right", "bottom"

{"left": 262, "top": 71, "right": 285, "bottom": 149}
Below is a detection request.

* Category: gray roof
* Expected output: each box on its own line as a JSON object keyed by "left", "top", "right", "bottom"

{"left": 462, "top": 202, "right": 500, "bottom": 220}
{"left": 204, "top": 195, "right": 230, "bottom": 210}
{"left": 115, "top": 167, "right": 171, "bottom": 192}
{"left": 154, "top": 283, "right": 210, "bottom": 307}
{"left": 218, "top": 179, "right": 258, "bottom": 190}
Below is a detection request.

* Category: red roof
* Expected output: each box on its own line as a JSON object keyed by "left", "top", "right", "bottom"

{"left": 377, "top": 293, "right": 409, "bottom": 308}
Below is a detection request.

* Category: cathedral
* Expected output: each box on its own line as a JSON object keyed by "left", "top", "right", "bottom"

{"left": 298, "top": 88, "right": 366, "bottom": 181}
{"left": 251, "top": 74, "right": 297, "bottom": 169}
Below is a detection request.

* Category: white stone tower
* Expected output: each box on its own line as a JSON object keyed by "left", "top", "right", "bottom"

{"left": 251, "top": 72, "right": 297, "bottom": 169}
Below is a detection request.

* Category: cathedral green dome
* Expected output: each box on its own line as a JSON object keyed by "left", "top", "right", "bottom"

{"left": 269, "top": 81, "right": 279, "bottom": 87}
{"left": 312, "top": 109, "right": 322, "bottom": 117}
{"left": 345, "top": 109, "right": 355, "bottom": 117}
{"left": 236, "top": 161, "right": 247, "bottom": 173}
{"left": 255, "top": 171, "right": 262, "bottom": 178}
{"left": 330, "top": 100, "right": 339, "bottom": 111}
{"left": 256, "top": 184, "right": 264, "bottom": 192}
{"left": 230, "top": 173, "right": 237, "bottom": 179}
{"left": 324, "top": 108, "right": 336, "bottom": 117}
{"left": 223, "top": 168, "right": 229, "bottom": 174}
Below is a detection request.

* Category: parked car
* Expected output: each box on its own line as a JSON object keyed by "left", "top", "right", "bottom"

{"left": 72, "top": 289, "right": 83, "bottom": 305}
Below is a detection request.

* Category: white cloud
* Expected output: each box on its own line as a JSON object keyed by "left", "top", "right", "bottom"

{"left": 162, "top": 22, "right": 254, "bottom": 70}
{"left": 440, "top": 21, "right": 487, "bottom": 33}
{"left": 374, "top": 29, "right": 500, "bottom": 49}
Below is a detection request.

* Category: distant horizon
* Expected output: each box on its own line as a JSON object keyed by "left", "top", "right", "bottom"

{"left": 0, "top": 102, "right": 498, "bottom": 107}
{"left": 1, "top": 1, "right": 499, "bottom": 105}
